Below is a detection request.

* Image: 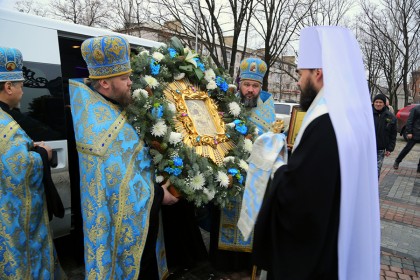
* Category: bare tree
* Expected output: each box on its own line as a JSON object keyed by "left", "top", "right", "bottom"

{"left": 151, "top": 0, "right": 255, "bottom": 77}
{"left": 356, "top": 10, "right": 404, "bottom": 109}
{"left": 147, "top": 0, "right": 198, "bottom": 47}
{"left": 384, "top": 0, "right": 420, "bottom": 106}
{"left": 253, "top": 0, "right": 310, "bottom": 91}
{"left": 110, "top": 0, "right": 148, "bottom": 30}
{"left": 82, "top": 0, "right": 111, "bottom": 27}
{"left": 300, "top": 0, "right": 353, "bottom": 27}
{"left": 358, "top": 0, "right": 420, "bottom": 108}
{"left": 357, "top": 28, "right": 383, "bottom": 98}
{"left": 49, "top": 0, "right": 110, "bottom": 27}
{"left": 358, "top": 3, "right": 402, "bottom": 108}
{"left": 14, "top": 0, "right": 49, "bottom": 16}
{"left": 50, "top": 0, "right": 83, "bottom": 24}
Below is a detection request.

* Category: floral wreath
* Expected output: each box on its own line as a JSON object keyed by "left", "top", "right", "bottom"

{"left": 126, "top": 37, "right": 257, "bottom": 207}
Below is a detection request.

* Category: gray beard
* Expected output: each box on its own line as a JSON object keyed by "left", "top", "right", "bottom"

{"left": 241, "top": 94, "right": 259, "bottom": 108}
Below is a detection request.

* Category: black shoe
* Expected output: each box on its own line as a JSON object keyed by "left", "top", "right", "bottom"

{"left": 393, "top": 162, "right": 399, "bottom": 170}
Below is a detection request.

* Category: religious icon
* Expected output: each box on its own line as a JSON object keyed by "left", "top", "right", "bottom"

{"left": 163, "top": 79, "right": 234, "bottom": 165}
{"left": 185, "top": 100, "right": 218, "bottom": 136}
{"left": 287, "top": 106, "right": 306, "bottom": 147}
{"left": 249, "top": 62, "right": 257, "bottom": 72}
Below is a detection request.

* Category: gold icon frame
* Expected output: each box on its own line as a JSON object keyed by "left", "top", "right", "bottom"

{"left": 287, "top": 106, "right": 306, "bottom": 147}
{"left": 163, "top": 79, "right": 234, "bottom": 165}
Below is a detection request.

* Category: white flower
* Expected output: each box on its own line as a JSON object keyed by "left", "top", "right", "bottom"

{"left": 243, "top": 139, "right": 253, "bottom": 153}
{"left": 140, "top": 89, "right": 149, "bottom": 98}
{"left": 151, "top": 121, "right": 167, "bottom": 137}
{"left": 190, "top": 173, "right": 205, "bottom": 190}
{"left": 174, "top": 72, "right": 185, "bottom": 80}
{"left": 169, "top": 132, "right": 183, "bottom": 145}
{"left": 156, "top": 175, "right": 164, "bottom": 183}
{"left": 216, "top": 171, "right": 230, "bottom": 188}
{"left": 144, "top": 75, "right": 159, "bottom": 88}
{"left": 226, "top": 122, "right": 235, "bottom": 128}
{"left": 206, "top": 80, "right": 217, "bottom": 90}
{"left": 132, "top": 88, "right": 148, "bottom": 100}
{"left": 223, "top": 156, "right": 235, "bottom": 163}
{"left": 138, "top": 50, "right": 149, "bottom": 56}
{"left": 204, "top": 69, "right": 216, "bottom": 81}
{"left": 203, "top": 188, "right": 215, "bottom": 200}
{"left": 228, "top": 102, "right": 241, "bottom": 117}
{"left": 132, "top": 89, "right": 142, "bottom": 100}
{"left": 254, "top": 127, "right": 260, "bottom": 135}
{"left": 228, "top": 84, "right": 237, "bottom": 91}
{"left": 185, "top": 49, "right": 199, "bottom": 67}
{"left": 167, "top": 103, "right": 176, "bottom": 113}
{"left": 239, "top": 159, "right": 249, "bottom": 171}
{"left": 152, "top": 52, "right": 165, "bottom": 62}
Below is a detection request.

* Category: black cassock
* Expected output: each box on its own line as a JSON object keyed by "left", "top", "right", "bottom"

{"left": 253, "top": 114, "right": 341, "bottom": 280}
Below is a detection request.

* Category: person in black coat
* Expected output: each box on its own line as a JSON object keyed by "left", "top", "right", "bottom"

{"left": 250, "top": 26, "right": 380, "bottom": 280}
{"left": 372, "top": 93, "right": 397, "bottom": 177}
{"left": 394, "top": 104, "right": 420, "bottom": 172}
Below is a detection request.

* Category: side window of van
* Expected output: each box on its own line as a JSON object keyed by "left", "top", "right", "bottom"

{"left": 21, "top": 62, "right": 66, "bottom": 141}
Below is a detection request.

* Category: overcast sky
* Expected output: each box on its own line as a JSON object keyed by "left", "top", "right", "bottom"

{"left": 1, "top": 0, "right": 50, "bottom": 10}
{"left": 0, "top": 0, "right": 15, "bottom": 9}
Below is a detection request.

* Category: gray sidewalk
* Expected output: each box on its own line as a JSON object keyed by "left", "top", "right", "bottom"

{"left": 379, "top": 137, "right": 420, "bottom": 279}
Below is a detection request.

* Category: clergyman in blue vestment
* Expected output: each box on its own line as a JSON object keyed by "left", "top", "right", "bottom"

{"left": 210, "top": 57, "right": 275, "bottom": 274}
{"left": 69, "top": 35, "right": 177, "bottom": 280}
{"left": 0, "top": 46, "right": 65, "bottom": 279}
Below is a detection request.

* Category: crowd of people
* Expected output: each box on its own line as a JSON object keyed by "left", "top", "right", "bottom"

{"left": 3, "top": 25, "right": 415, "bottom": 280}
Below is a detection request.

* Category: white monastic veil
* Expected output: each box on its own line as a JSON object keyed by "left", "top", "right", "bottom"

{"left": 305, "top": 26, "right": 380, "bottom": 279}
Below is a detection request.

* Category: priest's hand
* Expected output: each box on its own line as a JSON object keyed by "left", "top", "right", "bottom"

{"left": 34, "top": 141, "right": 53, "bottom": 161}
{"left": 161, "top": 180, "right": 179, "bottom": 205}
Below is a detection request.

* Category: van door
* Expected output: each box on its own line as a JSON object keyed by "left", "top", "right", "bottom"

{"left": 0, "top": 17, "right": 72, "bottom": 238}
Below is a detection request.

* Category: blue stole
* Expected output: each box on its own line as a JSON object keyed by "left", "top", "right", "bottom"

{"left": 69, "top": 79, "right": 167, "bottom": 279}
{"left": 0, "top": 108, "right": 55, "bottom": 279}
{"left": 218, "top": 91, "right": 276, "bottom": 252}
{"left": 238, "top": 132, "right": 287, "bottom": 241}
{"left": 249, "top": 91, "right": 276, "bottom": 135}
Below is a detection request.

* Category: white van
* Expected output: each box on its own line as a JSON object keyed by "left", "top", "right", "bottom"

{"left": 274, "top": 101, "right": 299, "bottom": 131}
{"left": 0, "top": 8, "right": 162, "bottom": 238}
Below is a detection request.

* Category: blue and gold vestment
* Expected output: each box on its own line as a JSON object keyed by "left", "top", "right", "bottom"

{"left": 0, "top": 108, "right": 55, "bottom": 279}
{"left": 218, "top": 91, "right": 275, "bottom": 252}
{"left": 248, "top": 91, "right": 276, "bottom": 135}
{"left": 69, "top": 79, "right": 167, "bottom": 280}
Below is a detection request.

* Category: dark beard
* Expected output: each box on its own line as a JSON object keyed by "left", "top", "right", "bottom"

{"left": 111, "top": 84, "right": 132, "bottom": 107}
{"left": 299, "top": 82, "right": 318, "bottom": 111}
{"left": 240, "top": 93, "right": 259, "bottom": 108}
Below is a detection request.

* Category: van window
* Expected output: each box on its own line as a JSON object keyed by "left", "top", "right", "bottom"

{"left": 59, "top": 37, "right": 89, "bottom": 79}
{"left": 21, "top": 61, "right": 66, "bottom": 141}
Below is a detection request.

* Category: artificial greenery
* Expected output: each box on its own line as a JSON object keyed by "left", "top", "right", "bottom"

{"left": 125, "top": 37, "right": 256, "bottom": 206}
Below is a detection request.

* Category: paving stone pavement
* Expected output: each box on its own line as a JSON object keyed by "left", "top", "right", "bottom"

{"left": 378, "top": 137, "right": 420, "bottom": 279}
{"left": 57, "top": 137, "right": 420, "bottom": 279}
